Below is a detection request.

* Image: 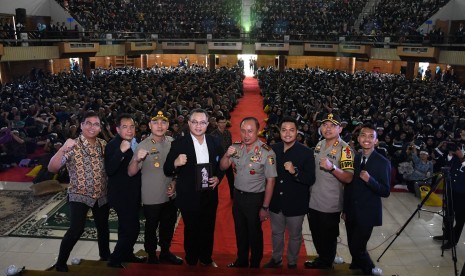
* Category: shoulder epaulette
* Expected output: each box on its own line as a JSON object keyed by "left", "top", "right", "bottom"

{"left": 261, "top": 144, "right": 271, "bottom": 151}
{"left": 233, "top": 141, "right": 242, "bottom": 144}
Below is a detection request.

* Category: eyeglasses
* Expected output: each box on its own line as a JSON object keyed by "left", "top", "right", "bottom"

{"left": 83, "top": 121, "right": 101, "bottom": 128}
{"left": 190, "top": 120, "right": 208, "bottom": 127}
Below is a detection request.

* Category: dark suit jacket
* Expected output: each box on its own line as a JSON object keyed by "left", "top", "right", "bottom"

{"left": 270, "top": 142, "right": 315, "bottom": 216}
{"left": 104, "top": 135, "right": 141, "bottom": 206}
{"left": 164, "top": 134, "right": 224, "bottom": 211}
{"left": 344, "top": 150, "right": 391, "bottom": 227}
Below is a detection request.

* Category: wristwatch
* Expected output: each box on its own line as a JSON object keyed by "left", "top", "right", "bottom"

{"left": 329, "top": 163, "right": 337, "bottom": 173}
{"left": 261, "top": 206, "right": 269, "bottom": 211}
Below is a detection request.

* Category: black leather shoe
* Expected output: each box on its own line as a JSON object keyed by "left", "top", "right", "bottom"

{"left": 304, "top": 259, "right": 333, "bottom": 269}
{"left": 441, "top": 242, "right": 457, "bottom": 250}
{"left": 159, "top": 252, "right": 183, "bottom": 265}
{"left": 200, "top": 261, "right": 218, "bottom": 267}
{"left": 433, "top": 235, "right": 448, "bottom": 241}
{"left": 287, "top": 264, "right": 297, "bottom": 269}
{"left": 263, "top": 258, "right": 282, "bottom": 268}
{"left": 126, "top": 255, "right": 147, "bottom": 263}
{"left": 107, "top": 261, "right": 125, "bottom": 269}
{"left": 55, "top": 264, "right": 69, "bottom": 272}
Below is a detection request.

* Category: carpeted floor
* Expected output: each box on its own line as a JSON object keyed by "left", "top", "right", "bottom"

{"left": 0, "top": 190, "right": 54, "bottom": 235}
{"left": 8, "top": 191, "right": 178, "bottom": 243}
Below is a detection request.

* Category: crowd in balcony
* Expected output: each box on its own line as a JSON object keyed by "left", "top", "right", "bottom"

{"left": 359, "top": 0, "right": 450, "bottom": 43}
{"left": 250, "top": 0, "right": 367, "bottom": 41}
{"left": 58, "top": 0, "right": 241, "bottom": 39}
{"left": 0, "top": 65, "right": 243, "bottom": 172}
{"left": 258, "top": 66, "right": 464, "bottom": 189}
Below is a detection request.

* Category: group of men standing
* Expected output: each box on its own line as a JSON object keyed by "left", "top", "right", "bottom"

{"left": 48, "top": 109, "right": 391, "bottom": 275}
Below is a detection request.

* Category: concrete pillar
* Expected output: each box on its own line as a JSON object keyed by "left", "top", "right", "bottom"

{"left": 406, "top": 61, "right": 415, "bottom": 81}
{"left": 82, "top": 57, "right": 91, "bottom": 77}
{"left": 278, "top": 55, "right": 286, "bottom": 72}
{"left": 208, "top": 54, "right": 216, "bottom": 71}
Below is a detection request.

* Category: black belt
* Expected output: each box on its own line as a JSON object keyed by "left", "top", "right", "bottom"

{"left": 234, "top": 188, "right": 264, "bottom": 195}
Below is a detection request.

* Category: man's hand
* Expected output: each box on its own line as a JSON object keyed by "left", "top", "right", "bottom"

{"left": 61, "top": 139, "right": 76, "bottom": 153}
{"left": 284, "top": 161, "right": 296, "bottom": 175}
{"left": 319, "top": 157, "right": 333, "bottom": 171}
{"left": 120, "top": 140, "right": 131, "bottom": 153}
{"left": 208, "top": 176, "right": 220, "bottom": 189}
{"left": 174, "top": 154, "right": 187, "bottom": 167}
{"left": 135, "top": 149, "right": 149, "bottom": 162}
{"left": 360, "top": 170, "right": 370, "bottom": 183}
{"left": 225, "top": 146, "right": 237, "bottom": 157}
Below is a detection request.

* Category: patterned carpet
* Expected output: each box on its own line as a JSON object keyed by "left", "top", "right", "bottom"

{"left": 9, "top": 191, "right": 177, "bottom": 243}
{"left": 0, "top": 190, "right": 54, "bottom": 235}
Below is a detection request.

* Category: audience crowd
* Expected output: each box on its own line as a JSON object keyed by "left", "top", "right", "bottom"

{"left": 258, "top": 66, "right": 465, "bottom": 187}
{"left": 58, "top": 0, "right": 241, "bottom": 39}
{"left": 0, "top": 65, "right": 243, "bottom": 172}
{"left": 360, "top": 0, "right": 450, "bottom": 43}
{"left": 251, "top": 0, "right": 366, "bottom": 41}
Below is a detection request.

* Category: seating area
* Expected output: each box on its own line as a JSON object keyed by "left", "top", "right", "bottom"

{"left": 57, "top": 0, "right": 242, "bottom": 39}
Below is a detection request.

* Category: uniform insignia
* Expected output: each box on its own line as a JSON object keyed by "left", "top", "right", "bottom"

{"left": 340, "top": 145, "right": 354, "bottom": 170}
{"left": 250, "top": 169, "right": 256, "bottom": 175}
{"left": 233, "top": 141, "right": 242, "bottom": 144}
{"left": 268, "top": 156, "right": 275, "bottom": 165}
{"left": 330, "top": 149, "right": 337, "bottom": 156}
{"left": 250, "top": 155, "right": 261, "bottom": 163}
{"left": 261, "top": 144, "right": 271, "bottom": 151}
{"left": 254, "top": 146, "right": 260, "bottom": 154}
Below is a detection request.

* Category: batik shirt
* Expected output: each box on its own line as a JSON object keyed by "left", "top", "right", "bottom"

{"left": 62, "top": 135, "right": 108, "bottom": 207}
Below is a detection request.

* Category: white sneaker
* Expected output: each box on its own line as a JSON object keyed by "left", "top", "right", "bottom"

{"left": 372, "top": 267, "right": 383, "bottom": 275}
{"left": 393, "top": 184, "right": 409, "bottom": 191}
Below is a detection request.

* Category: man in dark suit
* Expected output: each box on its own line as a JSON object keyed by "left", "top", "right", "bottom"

{"left": 343, "top": 123, "right": 391, "bottom": 275}
{"left": 104, "top": 114, "right": 145, "bottom": 268}
{"left": 164, "top": 108, "right": 224, "bottom": 267}
{"left": 264, "top": 117, "right": 315, "bottom": 269}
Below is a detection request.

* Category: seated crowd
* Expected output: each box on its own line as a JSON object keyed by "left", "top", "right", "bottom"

{"left": 0, "top": 65, "right": 243, "bottom": 174}
{"left": 251, "top": 0, "right": 366, "bottom": 41}
{"left": 258, "top": 66, "right": 465, "bottom": 189}
{"left": 58, "top": 0, "right": 241, "bottom": 39}
{"left": 360, "top": 0, "right": 450, "bottom": 43}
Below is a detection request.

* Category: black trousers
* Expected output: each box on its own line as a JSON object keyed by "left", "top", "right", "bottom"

{"left": 56, "top": 201, "right": 110, "bottom": 266}
{"left": 143, "top": 200, "right": 178, "bottom": 256}
{"left": 110, "top": 198, "right": 140, "bottom": 263}
{"left": 232, "top": 189, "right": 264, "bottom": 268}
{"left": 307, "top": 208, "right": 340, "bottom": 266}
{"left": 180, "top": 193, "right": 218, "bottom": 265}
{"left": 345, "top": 220, "right": 375, "bottom": 272}
{"left": 222, "top": 166, "right": 235, "bottom": 199}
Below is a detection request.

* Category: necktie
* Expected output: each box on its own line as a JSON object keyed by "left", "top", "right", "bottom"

{"left": 360, "top": 156, "right": 367, "bottom": 171}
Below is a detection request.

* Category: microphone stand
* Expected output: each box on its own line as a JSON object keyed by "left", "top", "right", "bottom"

{"left": 377, "top": 167, "right": 458, "bottom": 275}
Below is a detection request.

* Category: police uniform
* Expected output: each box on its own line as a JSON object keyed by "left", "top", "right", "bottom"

{"left": 230, "top": 139, "right": 277, "bottom": 267}
{"left": 135, "top": 134, "right": 179, "bottom": 261}
{"left": 309, "top": 137, "right": 354, "bottom": 267}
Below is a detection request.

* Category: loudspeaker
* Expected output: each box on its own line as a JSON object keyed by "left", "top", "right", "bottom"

{"left": 15, "top": 8, "right": 26, "bottom": 24}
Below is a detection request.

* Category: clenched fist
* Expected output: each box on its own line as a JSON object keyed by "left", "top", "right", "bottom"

{"left": 226, "top": 146, "right": 237, "bottom": 157}
{"left": 120, "top": 140, "right": 131, "bottom": 153}
{"left": 61, "top": 139, "right": 76, "bottom": 153}
{"left": 284, "top": 161, "right": 296, "bottom": 175}
{"left": 135, "top": 149, "right": 149, "bottom": 162}
{"left": 174, "top": 154, "right": 187, "bottom": 168}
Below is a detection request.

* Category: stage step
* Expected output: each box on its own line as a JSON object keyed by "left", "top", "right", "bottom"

{"left": 22, "top": 255, "right": 360, "bottom": 276}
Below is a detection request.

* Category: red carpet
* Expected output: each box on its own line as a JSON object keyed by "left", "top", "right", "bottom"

{"left": 170, "top": 77, "right": 306, "bottom": 261}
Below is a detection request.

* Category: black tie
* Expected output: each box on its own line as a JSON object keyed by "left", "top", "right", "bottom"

{"left": 360, "top": 156, "right": 367, "bottom": 171}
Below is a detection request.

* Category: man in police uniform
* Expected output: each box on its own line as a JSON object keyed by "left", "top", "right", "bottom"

{"left": 304, "top": 113, "right": 354, "bottom": 269}
{"left": 220, "top": 116, "right": 277, "bottom": 268}
{"left": 128, "top": 111, "right": 183, "bottom": 265}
